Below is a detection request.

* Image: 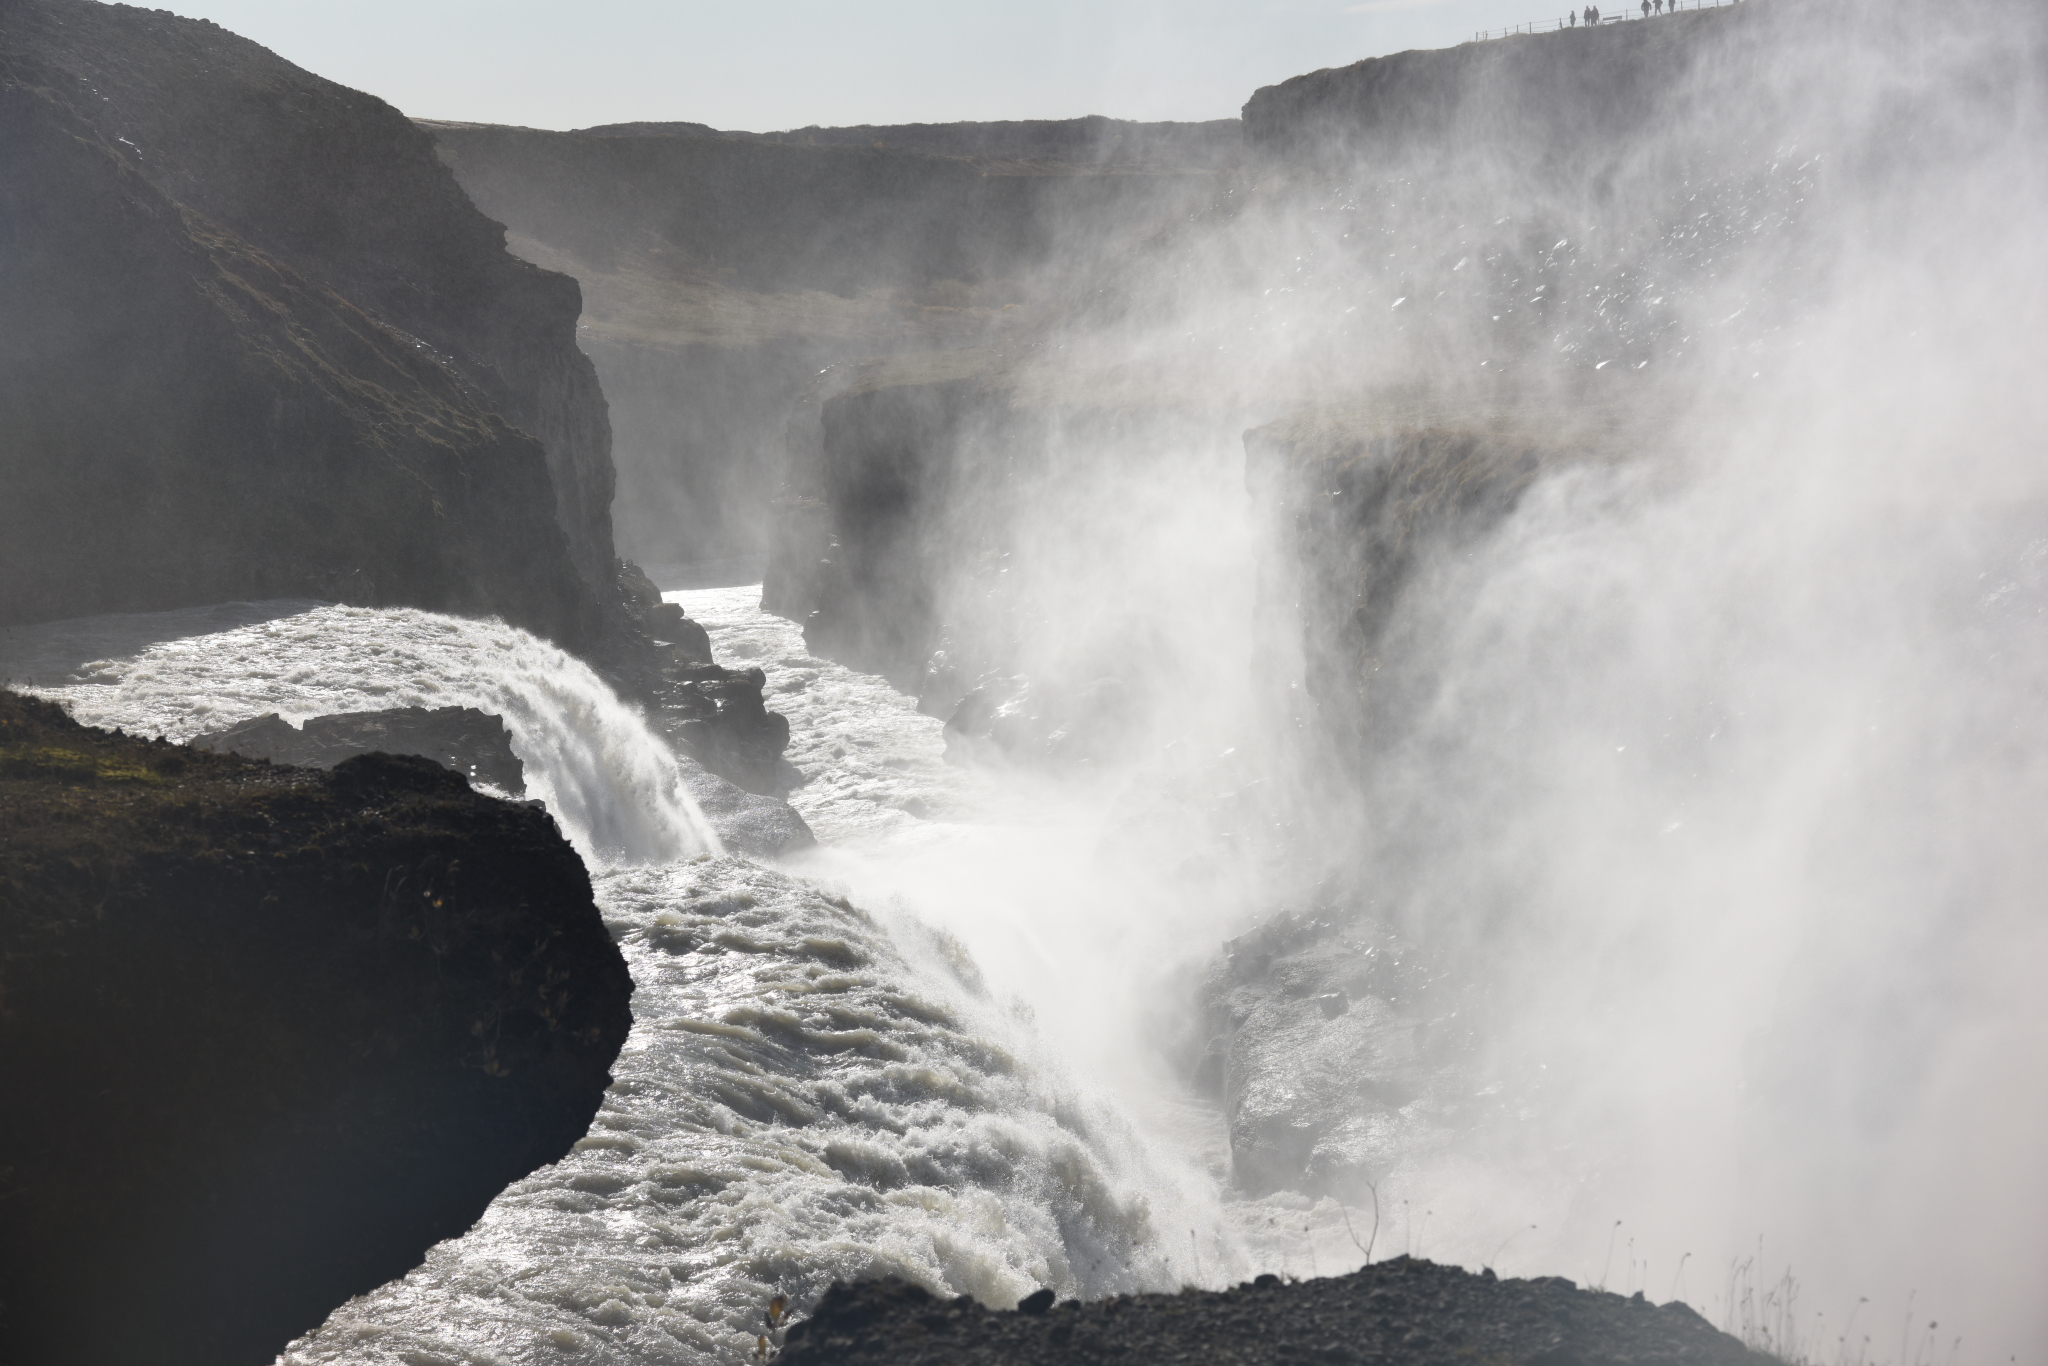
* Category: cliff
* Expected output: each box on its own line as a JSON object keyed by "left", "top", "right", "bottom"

{"left": 422, "top": 117, "right": 1237, "bottom": 565}
{"left": 0, "top": 0, "right": 615, "bottom": 637}
{"left": 778, "top": 1259, "right": 1778, "bottom": 1366}
{"left": 1242, "top": 7, "right": 1754, "bottom": 165}
{"left": 1244, "top": 391, "right": 1665, "bottom": 769}
{"left": 0, "top": 689, "right": 633, "bottom": 1366}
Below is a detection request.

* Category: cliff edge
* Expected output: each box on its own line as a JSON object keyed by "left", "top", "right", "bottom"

{"left": 0, "top": 0, "right": 615, "bottom": 637}
{"left": 0, "top": 689, "right": 633, "bottom": 1366}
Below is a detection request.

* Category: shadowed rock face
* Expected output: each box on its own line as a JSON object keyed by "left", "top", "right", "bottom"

{"left": 0, "top": 690, "right": 632, "bottom": 1366}
{"left": 776, "top": 1259, "right": 1779, "bottom": 1366}
{"left": 1187, "top": 398, "right": 1664, "bottom": 1198}
{"left": 0, "top": 0, "right": 613, "bottom": 637}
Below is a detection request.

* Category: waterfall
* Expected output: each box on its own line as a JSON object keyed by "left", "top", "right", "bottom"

{"left": 1, "top": 601, "right": 721, "bottom": 862}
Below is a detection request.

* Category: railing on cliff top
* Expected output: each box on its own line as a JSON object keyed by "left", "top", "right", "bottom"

{"left": 1472, "top": 0, "right": 1739, "bottom": 43}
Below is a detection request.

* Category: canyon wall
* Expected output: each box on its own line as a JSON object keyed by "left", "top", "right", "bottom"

{"left": 0, "top": 0, "right": 614, "bottom": 638}
{"left": 424, "top": 117, "right": 1238, "bottom": 566}
{"left": 1243, "top": 7, "right": 1756, "bottom": 164}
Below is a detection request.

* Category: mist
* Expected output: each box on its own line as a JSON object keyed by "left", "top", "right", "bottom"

{"left": 6, "top": 0, "right": 2044, "bottom": 1360}
{"left": 722, "top": 0, "right": 2048, "bottom": 1358}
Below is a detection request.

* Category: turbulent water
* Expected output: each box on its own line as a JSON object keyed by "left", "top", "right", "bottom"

{"left": 0, "top": 591, "right": 1286, "bottom": 1365}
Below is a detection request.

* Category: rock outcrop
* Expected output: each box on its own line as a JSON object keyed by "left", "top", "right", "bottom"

{"left": 608, "top": 559, "right": 796, "bottom": 794}
{"left": 193, "top": 704, "right": 527, "bottom": 794}
{"left": 0, "top": 689, "right": 633, "bottom": 1366}
{"left": 0, "top": 0, "right": 614, "bottom": 639}
{"left": 1244, "top": 393, "right": 1657, "bottom": 772}
{"left": 777, "top": 1259, "right": 1777, "bottom": 1366}
{"left": 1195, "top": 905, "right": 1456, "bottom": 1200}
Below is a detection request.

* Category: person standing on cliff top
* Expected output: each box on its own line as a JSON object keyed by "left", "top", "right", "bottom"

{"left": 1569, "top": 9, "right": 1577, "bottom": 22}
{"left": 1640, "top": 0, "right": 1650, "bottom": 14}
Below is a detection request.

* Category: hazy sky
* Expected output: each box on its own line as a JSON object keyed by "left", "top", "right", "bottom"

{"left": 159, "top": 0, "right": 1569, "bottom": 130}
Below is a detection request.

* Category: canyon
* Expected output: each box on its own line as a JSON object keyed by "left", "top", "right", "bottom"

{"left": 3, "top": 0, "right": 2042, "bottom": 1363}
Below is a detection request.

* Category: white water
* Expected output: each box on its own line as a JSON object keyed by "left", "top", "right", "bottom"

{"left": 0, "top": 602, "right": 720, "bottom": 862}
{"left": 0, "top": 596, "right": 1262, "bottom": 1364}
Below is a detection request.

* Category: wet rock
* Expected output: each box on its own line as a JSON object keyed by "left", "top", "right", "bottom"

{"left": 680, "top": 756, "right": 815, "bottom": 857}
{"left": 778, "top": 1258, "right": 1778, "bottom": 1366}
{"left": 0, "top": 690, "right": 631, "bottom": 1366}
{"left": 603, "top": 560, "right": 794, "bottom": 794}
{"left": 1194, "top": 907, "right": 1464, "bottom": 1200}
{"left": 648, "top": 602, "right": 714, "bottom": 664}
{"left": 192, "top": 706, "right": 526, "bottom": 795}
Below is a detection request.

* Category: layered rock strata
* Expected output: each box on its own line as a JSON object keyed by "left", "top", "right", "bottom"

{"left": 0, "top": 690, "right": 633, "bottom": 1366}
{"left": 0, "top": 0, "right": 613, "bottom": 637}
{"left": 423, "top": 117, "right": 1237, "bottom": 566}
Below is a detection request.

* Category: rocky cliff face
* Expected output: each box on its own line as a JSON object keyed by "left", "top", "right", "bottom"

{"left": 423, "top": 117, "right": 1238, "bottom": 566}
{"left": 1189, "top": 393, "right": 1668, "bottom": 1198}
{"left": 0, "top": 689, "right": 632, "bottom": 1366}
{"left": 1243, "top": 6, "right": 1754, "bottom": 165}
{"left": 0, "top": 0, "right": 615, "bottom": 637}
{"left": 763, "top": 355, "right": 1207, "bottom": 763}
{"left": 1243, "top": 394, "right": 1659, "bottom": 772}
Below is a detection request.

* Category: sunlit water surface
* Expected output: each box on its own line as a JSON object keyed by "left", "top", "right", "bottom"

{"left": 0, "top": 593, "right": 1298, "bottom": 1365}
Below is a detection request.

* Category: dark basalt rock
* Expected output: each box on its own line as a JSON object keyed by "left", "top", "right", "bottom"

{"left": 0, "top": 690, "right": 633, "bottom": 1366}
{"left": 608, "top": 560, "right": 796, "bottom": 794}
{"left": 0, "top": 0, "right": 614, "bottom": 639}
{"left": 192, "top": 705, "right": 527, "bottom": 794}
{"left": 778, "top": 1258, "right": 1778, "bottom": 1366}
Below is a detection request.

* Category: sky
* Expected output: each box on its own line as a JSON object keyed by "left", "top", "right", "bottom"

{"left": 157, "top": 0, "right": 1580, "bottom": 131}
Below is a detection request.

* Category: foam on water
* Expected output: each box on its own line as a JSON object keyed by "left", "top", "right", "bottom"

{"left": 0, "top": 601, "right": 720, "bottom": 862}
{"left": 0, "top": 596, "right": 1237, "bottom": 1361}
{"left": 283, "top": 858, "right": 1192, "bottom": 1365}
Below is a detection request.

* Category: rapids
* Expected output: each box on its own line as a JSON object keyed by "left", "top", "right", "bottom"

{"left": 0, "top": 592, "right": 1269, "bottom": 1364}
